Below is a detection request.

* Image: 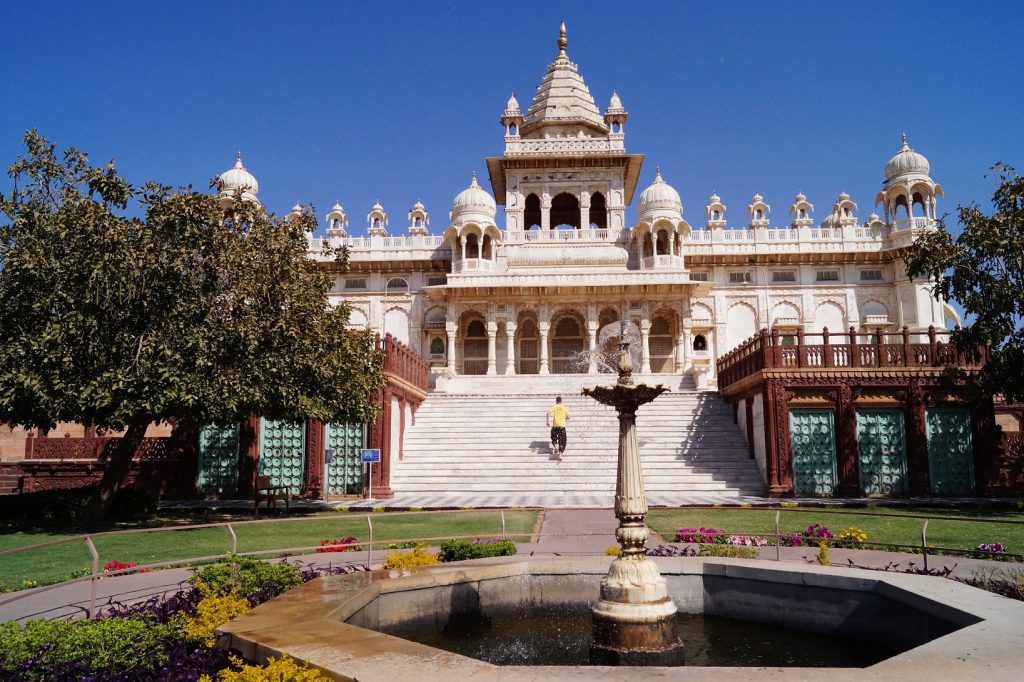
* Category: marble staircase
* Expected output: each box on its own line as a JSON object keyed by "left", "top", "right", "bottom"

{"left": 392, "top": 377, "right": 765, "bottom": 498}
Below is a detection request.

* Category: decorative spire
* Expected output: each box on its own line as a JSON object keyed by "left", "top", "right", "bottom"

{"left": 900, "top": 132, "right": 910, "bottom": 151}
{"left": 558, "top": 20, "right": 567, "bottom": 56}
{"left": 234, "top": 152, "right": 243, "bottom": 169}
{"left": 470, "top": 170, "right": 478, "bottom": 186}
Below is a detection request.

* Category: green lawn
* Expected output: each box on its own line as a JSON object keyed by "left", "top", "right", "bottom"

{"left": 646, "top": 507, "right": 1024, "bottom": 555}
{"left": 0, "top": 510, "right": 538, "bottom": 590}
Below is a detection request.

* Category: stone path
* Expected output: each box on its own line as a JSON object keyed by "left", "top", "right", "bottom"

{"left": 3, "top": 507, "right": 1017, "bottom": 625}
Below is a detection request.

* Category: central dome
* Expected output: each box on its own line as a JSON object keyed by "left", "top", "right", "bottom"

{"left": 885, "top": 134, "right": 930, "bottom": 181}
{"left": 218, "top": 153, "right": 259, "bottom": 198}
{"left": 450, "top": 172, "right": 497, "bottom": 224}
{"left": 637, "top": 169, "right": 682, "bottom": 221}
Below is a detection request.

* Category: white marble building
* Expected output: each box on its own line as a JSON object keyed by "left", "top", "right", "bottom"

{"left": 220, "top": 24, "right": 958, "bottom": 391}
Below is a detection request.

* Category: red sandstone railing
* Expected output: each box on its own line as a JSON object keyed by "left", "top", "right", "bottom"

{"left": 377, "top": 333, "right": 429, "bottom": 393}
{"left": 24, "top": 436, "right": 178, "bottom": 460}
{"left": 717, "top": 325, "right": 988, "bottom": 389}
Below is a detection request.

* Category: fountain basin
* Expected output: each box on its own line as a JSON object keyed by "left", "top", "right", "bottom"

{"left": 216, "top": 556, "right": 1023, "bottom": 680}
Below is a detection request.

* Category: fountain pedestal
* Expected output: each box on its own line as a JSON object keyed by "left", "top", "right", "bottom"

{"left": 583, "top": 341, "right": 684, "bottom": 665}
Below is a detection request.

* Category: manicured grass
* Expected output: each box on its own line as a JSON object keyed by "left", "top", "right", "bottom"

{"left": 646, "top": 506, "right": 1024, "bottom": 555}
{"left": 0, "top": 510, "right": 538, "bottom": 590}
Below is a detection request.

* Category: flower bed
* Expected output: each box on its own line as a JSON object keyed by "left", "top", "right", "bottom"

{"left": 0, "top": 556, "right": 367, "bottom": 681}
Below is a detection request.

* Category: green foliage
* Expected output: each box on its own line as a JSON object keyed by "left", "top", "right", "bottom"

{"left": 438, "top": 538, "right": 518, "bottom": 562}
{"left": 0, "top": 486, "right": 156, "bottom": 529}
{"left": 382, "top": 545, "right": 440, "bottom": 569}
{"left": 697, "top": 544, "right": 759, "bottom": 559}
{"left": 0, "top": 131, "right": 385, "bottom": 514}
{"left": 904, "top": 164, "right": 1024, "bottom": 401}
{"left": 0, "top": 616, "right": 176, "bottom": 676}
{"left": 181, "top": 583, "right": 250, "bottom": 646}
{"left": 190, "top": 556, "right": 302, "bottom": 599}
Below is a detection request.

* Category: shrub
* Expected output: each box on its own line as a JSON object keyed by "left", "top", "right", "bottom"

{"left": 698, "top": 544, "right": 759, "bottom": 559}
{"left": 438, "top": 538, "right": 517, "bottom": 562}
{"left": 316, "top": 536, "right": 361, "bottom": 553}
{"left": 674, "top": 527, "right": 726, "bottom": 544}
{"left": 180, "top": 583, "right": 251, "bottom": 646}
{"left": 0, "top": 616, "right": 176, "bottom": 677}
{"left": 191, "top": 556, "right": 302, "bottom": 600}
{"left": 201, "top": 654, "right": 332, "bottom": 681}
{"left": 385, "top": 541, "right": 419, "bottom": 550}
{"left": 382, "top": 545, "right": 440, "bottom": 569}
{"left": 645, "top": 544, "right": 698, "bottom": 557}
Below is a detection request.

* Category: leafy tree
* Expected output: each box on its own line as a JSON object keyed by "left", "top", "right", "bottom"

{"left": 0, "top": 131, "right": 384, "bottom": 519}
{"left": 905, "top": 164, "right": 1024, "bottom": 402}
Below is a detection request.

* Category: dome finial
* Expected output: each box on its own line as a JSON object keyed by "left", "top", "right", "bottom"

{"left": 900, "top": 132, "right": 910, "bottom": 150}
{"left": 234, "top": 151, "right": 243, "bottom": 169}
{"left": 558, "top": 20, "right": 567, "bottom": 55}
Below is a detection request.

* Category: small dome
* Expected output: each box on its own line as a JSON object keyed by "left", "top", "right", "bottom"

{"left": 795, "top": 192, "right": 807, "bottom": 202}
{"left": 370, "top": 200, "right": 384, "bottom": 213}
{"left": 330, "top": 201, "right": 344, "bottom": 213}
{"left": 752, "top": 192, "right": 764, "bottom": 204}
{"left": 505, "top": 93, "right": 521, "bottom": 112}
{"left": 450, "top": 172, "right": 496, "bottom": 223}
{"left": 838, "top": 191, "right": 851, "bottom": 202}
{"left": 885, "top": 133, "right": 930, "bottom": 180}
{"left": 637, "top": 168, "right": 682, "bottom": 220}
{"left": 412, "top": 200, "right": 425, "bottom": 212}
{"left": 291, "top": 203, "right": 302, "bottom": 213}
{"left": 709, "top": 193, "right": 721, "bottom": 204}
{"left": 608, "top": 91, "right": 623, "bottom": 110}
{"left": 218, "top": 153, "right": 259, "bottom": 198}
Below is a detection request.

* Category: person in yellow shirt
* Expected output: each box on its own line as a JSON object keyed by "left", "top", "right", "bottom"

{"left": 546, "top": 395, "right": 570, "bottom": 460}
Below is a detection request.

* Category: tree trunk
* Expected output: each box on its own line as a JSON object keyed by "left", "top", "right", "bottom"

{"left": 83, "top": 420, "right": 149, "bottom": 524}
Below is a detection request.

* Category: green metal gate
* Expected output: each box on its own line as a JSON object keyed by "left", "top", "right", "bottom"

{"left": 324, "top": 422, "right": 365, "bottom": 496}
{"left": 856, "top": 409, "right": 908, "bottom": 496}
{"left": 258, "top": 419, "right": 305, "bottom": 491}
{"left": 197, "top": 425, "right": 240, "bottom": 496}
{"left": 789, "top": 409, "right": 837, "bottom": 496}
{"left": 926, "top": 408, "right": 975, "bottom": 495}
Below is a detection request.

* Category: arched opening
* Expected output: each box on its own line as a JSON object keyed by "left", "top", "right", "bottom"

{"left": 524, "top": 193, "right": 541, "bottom": 230}
{"left": 384, "top": 308, "right": 409, "bottom": 345}
{"left": 414, "top": 217, "right": 423, "bottom": 227}
{"left": 754, "top": 209, "right": 763, "bottom": 221}
{"left": 642, "top": 233, "right": 654, "bottom": 258}
{"left": 373, "top": 218, "right": 381, "bottom": 228}
{"left": 912, "top": 192, "right": 926, "bottom": 218}
{"left": 726, "top": 303, "right": 757, "bottom": 350}
{"left": 516, "top": 317, "right": 539, "bottom": 374}
{"left": 550, "top": 192, "right": 580, "bottom": 230}
{"left": 656, "top": 229, "right": 669, "bottom": 255}
{"left": 550, "top": 313, "right": 586, "bottom": 373}
{"left": 598, "top": 308, "right": 620, "bottom": 372}
{"left": 799, "top": 208, "right": 807, "bottom": 219}
{"left": 649, "top": 315, "right": 675, "bottom": 373}
{"left": 588, "top": 192, "right": 607, "bottom": 230}
{"left": 892, "top": 195, "right": 910, "bottom": 220}
{"left": 712, "top": 210, "right": 720, "bottom": 221}
{"left": 509, "top": 123, "right": 517, "bottom": 135}
{"left": 693, "top": 334, "right": 707, "bottom": 352}
{"left": 461, "top": 318, "right": 487, "bottom": 375}
{"left": 482, "top": 234, "right": 493, "bottom": 260}
{"left": 465, "top": 233, "right": 480, "bottom": 258}
{"left": 611, "top": 122, "right": 621, "bottom": 133}
{"left": 429, "top": 336, "right": 445, "bottom": 358}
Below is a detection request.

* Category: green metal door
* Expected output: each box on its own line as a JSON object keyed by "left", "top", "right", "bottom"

{"left": 325, "top": 422, "right": 365, "bottom": 496}
{"left": 258, "top": 419, "right": 305, "bottom": 491}
{"left": 197, "top": 425, "right": 240, "bottom": 496}
{"left": 856, "top": 410, "right": 908, "bottom": 496}
{"left": 789, "top": 409, "right": 837, "bottom": 496}
{"left": 926, "top": 408, "right": 975, "bottom": 495}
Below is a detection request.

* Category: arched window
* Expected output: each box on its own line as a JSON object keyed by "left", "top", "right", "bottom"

{"left": 429, "top": 337, "right": 445, "bottom": 356}
{"left": 524, "top": 193, "right": 541, "bottom": 230}
{"left": 649, "top": 316, "right": 675, "bottom": 372}
{"left": 465, "top": 233, "right": 480, "bottom": 258}
{"left": 386, "top": 277, "right": 408, "bottom": 291}
{"left": 517, "top": 318, "right": 539, "bottom": 374}
{"left": 462, "top": 319, "right": 487, "bottom": 375}
{"left": 693, "top": 334, "right": 707, "bottom": 351}
{"left": 588, "top": 192, "right": 607, "bottom": 230}
{"left": 550, "top": 192, "right": 580, "bottom": 230}
{"left": 656, "top": 230, "right": 669, "bottom": 255}
{"left": 550, "top": 315, "right": 585, "bottom": 373}
{"left": 482, "top": 234, "right": 492, "bottom": 260}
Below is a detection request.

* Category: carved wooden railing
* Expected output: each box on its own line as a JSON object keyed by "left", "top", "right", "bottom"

{"left": 717, "top": 325, "right": 987, "bottom": 389}
{"left": 378, "top": 333, "right": 429, "bottom": 393}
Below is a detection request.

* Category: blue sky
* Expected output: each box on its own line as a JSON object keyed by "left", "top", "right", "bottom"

{"left": 2, "top": 1, "right": 1022, "bottom": 237}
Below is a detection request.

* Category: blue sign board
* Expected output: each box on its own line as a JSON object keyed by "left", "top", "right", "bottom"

{"left": 360, "top": 448, "right": 381, "bottom": 463}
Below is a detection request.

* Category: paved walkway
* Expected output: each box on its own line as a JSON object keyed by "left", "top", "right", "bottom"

{"left": 3, "top": 508, "right": 1016, "bottom": 624}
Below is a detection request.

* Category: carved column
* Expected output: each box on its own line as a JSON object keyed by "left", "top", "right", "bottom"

{"left": 459, "top": 235, "right": 467, "bottom": 272}
{"left": 445, "top": 322, "right": 457, "bottom": 375}
{"left": 304, "top": 419, "right": 325, "bottom": 499}
{"left": 906, "top": 381, "right": 931, "bottom": 495}
{"left": 579, "top": 191, "right": 591, "bottom": 231}
{"left": 834, "top": 385, "right": 861, "bottom": 496}
{"left": 237, "top": 415, "right": 261, "bottom": 498}
{"left": 539, "top": 321, "right": 550, "bottom": 375}
{"left": 540, "top": 193, "right": 552, "bottom": 231}
{"left": 587, "top": 322, "right": 598, "bottom": 374}
{"left": 640, "top": 319, "right": 652, "bottom": 374}
{"left": 505, "top": 324, "right": 517, "bottom": 375}
{"left": 486, "top": 321, "right": 497, "bottom": 376}
{"left": 367, "top": 389, "right": 394, "bottom": 498}
{"left": 764, "top": 381, "right": 793, "bottom": 496}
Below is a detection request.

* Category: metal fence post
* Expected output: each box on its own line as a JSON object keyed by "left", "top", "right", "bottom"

{"left": 366, "top": 515, "right": 373, "bottom": 570}
{"left": 775, "top": 510, "right": 781, "bottom": 562}
{"left": 501, "top": 510, "right": 506, "bottom": 538}
{"left": 226, "top": 524, "right": 237, "bottom": 554}
{"left": 921, "top": 518, "right": 929, "bottom": 572}
{"left": 85, "top": 536, "right": 99, "bottom": 618}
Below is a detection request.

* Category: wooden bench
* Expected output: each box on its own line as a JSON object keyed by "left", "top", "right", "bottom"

{"left": 254, "top": 475, "right": 290, "bottom": 517}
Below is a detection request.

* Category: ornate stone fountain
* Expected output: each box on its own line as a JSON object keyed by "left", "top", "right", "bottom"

{"left": 582, "top": 323, "right": 684, "bottom": 665}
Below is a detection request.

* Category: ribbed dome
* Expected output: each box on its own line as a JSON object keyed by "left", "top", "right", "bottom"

{"left": 885, "top": 134, "right": 930, "bottom": 180}
{"left": 637, "top": 168, "right": 682, "bottom": 220}
{"left": 608, "top": 91, "right": 623, "bottom": 110}
{"left": 218, "top": 153, "right": 259, "bottom": 198}
{"left": 330, "top": 202, "right": 345, "bottom": 213}
{"left": 505, "top": 93, "right": 521, "bottom": 112}
{"left": 450, "top": 172, "right": 496, "bottom": 223}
